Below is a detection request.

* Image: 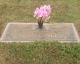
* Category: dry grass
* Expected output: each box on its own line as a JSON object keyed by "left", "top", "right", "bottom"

{"left": 0, "top": 0, "right": 80, "bottom": 64}
{"left": 0, "top": 42, "right": 80, "bottom": 64}
{"left": 0, "top": 0, "right": 80, "bottom": 36}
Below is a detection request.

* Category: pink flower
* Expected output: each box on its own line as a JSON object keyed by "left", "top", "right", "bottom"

{"left": 34, "top": 5, "right": 51, "bottom": 21}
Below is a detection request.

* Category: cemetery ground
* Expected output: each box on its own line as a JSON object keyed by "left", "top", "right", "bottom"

{"left": 0, "top": 0, "right": 80, "bottom": 64}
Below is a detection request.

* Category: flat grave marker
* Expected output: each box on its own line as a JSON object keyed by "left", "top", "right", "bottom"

{"left": 0, "top": 22, "right": 79, "bottom": 42}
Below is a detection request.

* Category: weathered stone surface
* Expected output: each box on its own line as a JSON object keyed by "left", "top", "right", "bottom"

{"left": 0, "top": 23, "right": 79, "bottom": 42}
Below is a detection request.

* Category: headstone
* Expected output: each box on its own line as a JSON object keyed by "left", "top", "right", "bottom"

{"left": 0, "top": 22, "right": 79, "bottom": 42}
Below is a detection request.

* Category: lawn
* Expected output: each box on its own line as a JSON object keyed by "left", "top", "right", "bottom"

{"left": 0, "top": 42, "right": 80, "bottom": 64}
{"left": 0, "top": 0, "right": 80, "bottom": 35}
{"left": 0, "top": 0, "right": 80, "bottom": 64}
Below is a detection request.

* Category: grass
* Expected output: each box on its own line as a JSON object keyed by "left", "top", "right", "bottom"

{"left": 0, "top": 41, "right": 80, "bottom": 64}
{"left": 0, "top": 0, "right": 80, "bottom": 35}
{"left": 0, "top": 0, "right": 80, "bottom": 64}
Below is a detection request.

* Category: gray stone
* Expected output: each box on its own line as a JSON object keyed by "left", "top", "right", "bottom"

{"left": 0, "top": 23, "right": 79, "bottom": 42}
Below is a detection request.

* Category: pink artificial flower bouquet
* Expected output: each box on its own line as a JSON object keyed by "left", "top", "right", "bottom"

{"left": 34, "top": 5, "right": 51, "bottom": 29}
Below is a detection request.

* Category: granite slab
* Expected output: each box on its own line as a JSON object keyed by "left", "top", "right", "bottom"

{"left": 0, "top": 23, "right": 79, "bottom": 42}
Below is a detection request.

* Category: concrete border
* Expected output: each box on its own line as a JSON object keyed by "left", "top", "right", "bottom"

{"left": 0, "top": 22, "right": 80, "bottom": 43}
{"left": 0, "top": 40, "right": 79, "bottom": 43}
{"left": 0, "top": 23, "right": 11, "bottom": 41}
{"left": 72, "top": 24, "right": 80, "bottom": 42}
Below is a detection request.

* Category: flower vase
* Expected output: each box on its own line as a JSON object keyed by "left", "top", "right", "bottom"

{"left": 38, "top": 17, "right": 43, "bottom": 29}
